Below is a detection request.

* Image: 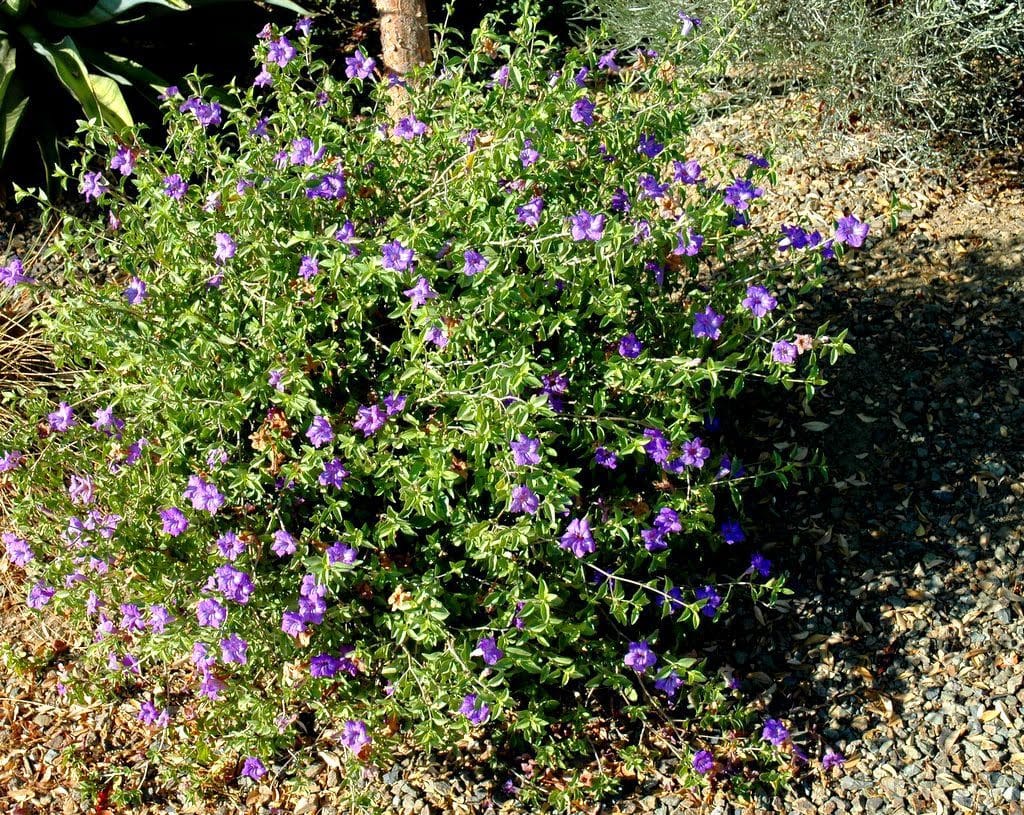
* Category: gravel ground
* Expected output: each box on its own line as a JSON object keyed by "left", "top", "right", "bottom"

{"left": 2, "top": 94, "right": 1022, "bottom": 813}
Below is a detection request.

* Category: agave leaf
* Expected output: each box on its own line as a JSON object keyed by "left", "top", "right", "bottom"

{"left": 187, "top": 0, "right": 310, "bottom": 14}
{"left": 0, "top": 74, "right": 28, "bottom": 161}
{"left": 80, "top": 47, "right": 166, "bottom": 92}
{"left": 0, "top": 0, "right": 29, "bottom": 19}
{"left": 46, "top": 0, "right": 192, "bottom": 28}
{"left": 28, "top": 35, "right": 134, "bottom": 132}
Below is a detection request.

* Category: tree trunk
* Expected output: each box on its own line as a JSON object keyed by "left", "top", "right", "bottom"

{"left": 374, "top": 0, "right": 431, "bottom": 78}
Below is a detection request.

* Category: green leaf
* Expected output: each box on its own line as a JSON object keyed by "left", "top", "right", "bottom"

{"left": 0, "top": 0, "right": 29, "bottom": 18}
{"left": 187, "top": 0, "right": 310, "bottom": 13}
{"left": 46, "top": 0, "right": 191, "bottom": 28}
{"left": 79, "top": 47, "right": 166, "bottom": 92}
{"left": 0, "top": 39, "right": 28, "bottom": 160}
{"left": 28, "top": 36, "right": 133, "bottom": 132}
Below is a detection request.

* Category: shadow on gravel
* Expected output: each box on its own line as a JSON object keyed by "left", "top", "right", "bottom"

{"left": 709, "top": 213, "right": 1024, "bottom": 804}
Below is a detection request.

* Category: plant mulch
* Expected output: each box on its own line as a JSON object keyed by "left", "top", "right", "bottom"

{"left": 2, "top": 93, "right": 1022, "bottom": 813}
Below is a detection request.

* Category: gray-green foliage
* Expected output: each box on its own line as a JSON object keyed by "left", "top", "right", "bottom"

{"left": 574, "top": 0, "right": 1024, "bottom": 155}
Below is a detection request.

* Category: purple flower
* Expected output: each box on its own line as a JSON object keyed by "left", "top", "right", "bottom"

{"left": 267, "top": 36, "right": 296, "bottom": 67}
{"left": 306, "top": 415, "right": 334, "bottom": 448}
{"left": 459, "top": 694, "right": 490, "bottom": 725}
{"left": 573, "top": 66, "right": 589, "bottom": 86}
{"left": 110, "top": 146, "right": 136, "bottom": 176}
{"left": 199, "top": 670, "right": 226, "bottom": 700}
{"left": 519, "top": 139, "right": 539, "bottom": 167}
{"left": 772, "top": 340, "right": 798, "bottom": 365}
{"left": 138, "top": 701, "right": 169, "bottom": 728}
{"left": 184, "top": 474, "right": 225, "bottom": 515}
{"left": 326, "top": 542, "right": 358, "bottom": 565}
{"left": 403, "top": 276, "right": 437, "bottom": 308}
{"left": 163, "top": 174, "right": 188, "bottom": 200}
{"left": 696, "top": 585, "right": 721, "bottom": 618}
{"left": 345, "top": 49, "right": 376, "bottom": 80}
{"left": 463, "top": 249, "right": 488, "bottom": 276}
{"left": 241, "top": 757, "right": 267, "bottom": 780}
{"left": 382, "top": 239, "right": 415, "bottom": 272}
{"left": 633, "top": 219, "right": 652, "bottom": 243}
{"left": 721, "top": 520, "right": 745, "bottom": 545}
{"left": 610, "top": 187, "right": 631, "bottom": 213}
{"left": 570, "top": 97, "right": 595, "bottom": 126}
{"left": 491, "top": 65, "right": 510, "bottom": 88}
{"left": 179, "top": 97, "right": 222, "bottom": 128}
{"left": 27, "top": 580, "right": 56, "bottom": 609}
{"left": 393, "top": 115, "right": 427, "bottom": 139}
{"left": 835, "top": 214, "right": 869, "bottom": 248}
{"left": 147, "top": 604, "right": 173, "bottom": 633}
{"left": 384, "top": 393, "right": 407, "bottom": 415}
{"left": 340, "top": 720, "right": 370, "bottom": 754}
{"left": 68, "top": 475, "right": 95, "bottom": 506}
{"left": 301, "top": 166, "right": 345, "bottom": 197}
{"left": 509, "top": 485, "right": 539, "bottom": 514}
{"left": 80, "top": 172, "right": 109, "bottom": 202}
{"left": 655, "top": 670, "right": 684, "bottom": 699}
{"left": 643, "top": 428, "right": 671, "bottom": 465}
{"left": 310, "top": 653, "right": 341, "bottom": 677}
{"left": 594, "top": 447, "right": 617, "bottom": 469}
{"left": 673, "top": 229, "right": 704, "bottom": 257}
{"left": 123, "top": 276, "right": 147, "bottom": 305}
{"left": 319, "top": 458, "right": 349, "bottom": 489}
{"left": 510, "top": 434, "right": 541, "bottom": 466}
{"left": 213, "top": 564, "right": 255, "bottom": 604}
{"left": 637, "top": 134, "right": 664, "bottom": 158}
{"left": 289, "top": 137, "right": 325, "bottom": 166}
{"left": 268, "top": 370, "right": 285, "bottom": 392}
{"left": 90, "top": 407, "right": 123, "bottom": 438}
{"left": 762, "top": 718, "right": 790, "bottom": 746}
{"left": 822, "top": 749, "right": 846, "bottom": 770}
{"left": 216, "top": 531, "right": 246, "bottom": 560}
{"left": 295, "top": 17, "right": 313, "bottom": 36}
{"left": 281, "top": 610, "right": 307, "bottom": 637}
{"left": 353, "top": 404, "right": 386, "bottom": 437}
{"left": 673, "top": 159, "right": 704, "bottom": 185}
{"left": 159, "top": 85, "right": 179, "bottom": 100}
{"left": 692, "top": 750, "right": 714, "bottom": 774}
{"left": 618, "top": 332, "right": 643, "bottom": 359}
{"left": 253, "top": 65, "right": 273, "bottom": 87}
{"left": 750, "top": 553, "right": 772, "bottom": 578}
{"left": 515, "top": 196, "right": 544, "bottom": 227}
{"left": 220, "top": 633, "right": 248, "bottom": 664}
{"left": 0, "top": 449, "right": 22, "bottom": 472}
{"left": 779, "top": 224, "right": 811, "bottom": 251}
{"left": 637, "top": 174, "right": 670, "bottom": 200}
{"left": 48, "top": 402, "right": 77, "bottom": 432}
{"left": 723, "top": 178, "right": 764, "bottom": 210}
{"left": 473, "top": 636, "right": 504, "bottom": 665}
{"left": 679, "top": 12, "right": 702, "bottom": 34}
{"left": 742, "top": 285, "right": 777, "bottom": 318}
{"left": 0, "top": 257, "right": 34, "bottom": 287}
{"left": 271, "top": 529, "right": 297, "bottom": 557}
{"left": 692, "top": 306, "right": 723, "bottom": 340}
{"left": 160, "top": 507, "right": 188, "bottom": 537}
{"left": 624, "top": 641, "right": 657, "bottom": 673}
{"left": 3, "top": 533, "right": 33, "bottom": 567}
{"left": 597, "top": 49, "right": 619, "bottom": 71}
{"left": 196, "top": 597, "right": 227, "bottom": 628}
{"left": 569, "top": 210, "right": 605, "bottom": 241}
{"left": 335, "top": 221, "right": 356, "bottom": 245}
{"left": 679, "top": 437, "right": 710, "bottom": 469}
{"left": 559, "top": 517, "right": 595, "bottom": 558}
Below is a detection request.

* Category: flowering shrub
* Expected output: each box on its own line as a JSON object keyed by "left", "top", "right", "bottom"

{"left": 2, "top": 10, "right": 859, "bottom": 802}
